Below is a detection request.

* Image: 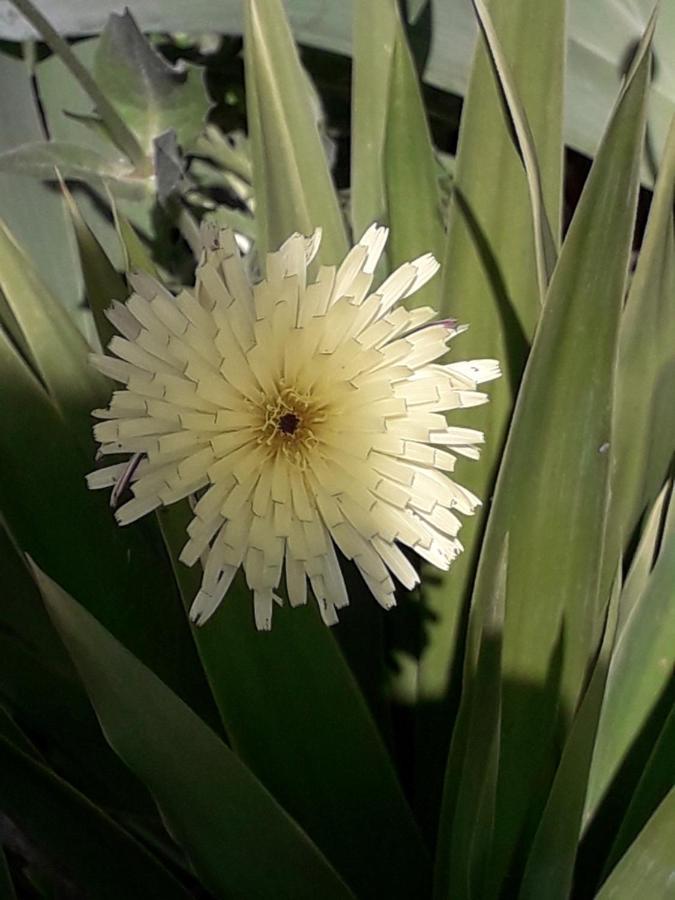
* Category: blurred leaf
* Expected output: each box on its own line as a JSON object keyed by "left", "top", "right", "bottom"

{"left": 0, "top": 704, "right": 38, "bottom": 757}
{"left": 0, "top": 140, "right": 133, "bottom": 182}
{"left": 435, "top": 538, "right": 507, "bottom": 900}
{"left": 611, "top": 118, "right": 675, "bottom": 547}
{"left": 244, "top": 0, "right": 348, "bottom": 263}
{"left": 518, "top": 571, "right": 620, "bottom": 900}
{"left": 384, "top": 4, "right": 444, "bottom": 308}
{"left": 153, "top": 130, "right": 185, "bottom": 203}
{"left": 351, "top": 0, "right": 397, "bottom": 238}
{"left": 8, "top": 0, "right": 144, "bottom": 165}
{"left": 0, "top": 846, "right": 16, "bottom": 900}
{"left": 415, "top": 0, "right": 565, "bottom": 836}
{"left": 0, "top": 47, "right": 82, "bottom": 320}
{"left": 0, "top": 631, "right": 151, "bottom": 815}
{"left": 35, "top": 564, "right": 357, "bottom": 900}
{"left": 594, "top": 787, "right": 675, "bottom": 899}
{"left": 0, "top": 216, "right": 108, "bottom": 440}
{"left": 94, "top": 10, "right": 211, "bottom": 156}
{"left": 460, "top": 21, "right": 652, "bottom": 890}
{"left": 0, "top": 324, "right": 216, "bottom": 729}
{"left": 59, "top": 179, "right": 127, "bottom": 349}
{"left": 157, "top": 505, "right": 430, "bottom": 900}
{"left": 0, "top": 733, "right": 191, "bottom": 900}
{"left": 470, "top": 0, "right": 558, "bottom": 298}
{"left": 585, "top": 485, "right": 675, "bottom": 823}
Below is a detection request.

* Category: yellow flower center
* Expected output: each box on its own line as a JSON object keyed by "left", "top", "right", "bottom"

{"left": 258, "top": 384, "right": 326, "bottom": 466}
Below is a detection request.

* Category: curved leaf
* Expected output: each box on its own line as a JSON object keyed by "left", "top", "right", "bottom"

{"left": 34, "top": 563, "right": 356, "bottom": 900}
{"left": 0, "top": 733, "right": 191, "bottom": 900}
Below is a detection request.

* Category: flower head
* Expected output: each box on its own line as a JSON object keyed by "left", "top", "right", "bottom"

{"left": 88, "top": 225, "right": 499, "bottom": 629}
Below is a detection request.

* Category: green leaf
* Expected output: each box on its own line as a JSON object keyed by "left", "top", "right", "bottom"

{"left": 34, "top": 564, "right": 356, "bottom": 900}
{"left": 594, "top": 788, "right": 675, "bottom": 899}
{"left": 0, "top": 845, "right": 16, "bottom": 900}
{"left": 0, "top": 322, "right": 216, "bottom": 729}
{"left": 585, "top": 486, "right": 675, "bottom": 823}
{"left": 60, "top": 179, "right": 128, "bottom": 348}
{"left": 415, "top": 0, "right": 565, "bottom": 835}
{"left": 0, "top": 47, "right": 82, "bottom": 321}
{"left": 604, "top": 704, "right": 675, "bottom": 880}
{"left": 458, "top": 20, "right": 652, "bottom": 890}
{"left": 350, "top": 0, "right": 397, "bottom": 239}
{"left": 0, "top": 733, "right": 192, "bottom": 900}
{"left": 384, "top": 5, "right": 444, "bottom": 309}
{"left": 109, "top": 191, "right": 160, "bottom": 279}
{"left": 0, "top": 215, "right": 109, "bottom": 440}
{"left": 94, "top": 10, "right": 212, "bottom": 156}
{"left": 244, "top": 0, "right": 348, "bottom": 263}
{"left": 611, "top": 118, "right": 675, "bottom": 547}
{"left": 470, "top": 0, "right": 558, "bottom": 299}
{"left": 7, "top": 0, "right": 144, "bottom": 165}
{"left": 518, "top": 571, "right": 620, "bottom": 900}
{"left": 434, "top": 538, "right": 507, "bottom": 900}
{"left": 0, "top": 140, "right": 133, "bottom": 182}
{"left": 618, "top": 482, "right": 670, "bottom": 632}
{"left": 157, "top": 505, "right": 430, "bottom": 900}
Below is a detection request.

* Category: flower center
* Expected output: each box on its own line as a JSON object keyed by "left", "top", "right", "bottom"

{"left": 258, "top": 384, "right": 326, "bottom": 466}
{"left": 278, "top": 412, "right": 300, "bottom": 435}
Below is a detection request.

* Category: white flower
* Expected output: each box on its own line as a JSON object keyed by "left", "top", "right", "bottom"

{"left": 88, "top": 225, "right": 499, "bottom": 629}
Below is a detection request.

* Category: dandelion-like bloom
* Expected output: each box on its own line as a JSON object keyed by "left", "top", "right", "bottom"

{"left": 88, "top": 225, "right": 499, "bottom": 629}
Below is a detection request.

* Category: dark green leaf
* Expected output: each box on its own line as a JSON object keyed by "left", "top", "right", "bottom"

{"left": 594, "top": 788, "right": 675, "bottom": 899}
{"left": 157, "top": 504, "right": 430, "bottom": 900}
{"left": 518, "top": 571, "right": 621, "bottom": 900}
{"left": 35, "top": 564, "right": 356, "bottom": 900}
{"left": 434, "top": 538, "right": 507, "bottom": 900}
{"left": 0, "top": 733, "right": 191, "bottom": 900}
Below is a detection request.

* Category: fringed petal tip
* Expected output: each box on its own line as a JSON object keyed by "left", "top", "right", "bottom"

{"left": 87, "top": 221, "right": 500, "bottom": 630}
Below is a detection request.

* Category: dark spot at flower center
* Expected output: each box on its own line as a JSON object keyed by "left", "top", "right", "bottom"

{"left": 278, "top": 412, "right": 300, "bottom": 436}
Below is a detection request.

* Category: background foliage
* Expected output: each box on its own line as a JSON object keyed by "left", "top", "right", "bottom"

{"left": 0, "top": 0, "right": 673, "bottom": 898}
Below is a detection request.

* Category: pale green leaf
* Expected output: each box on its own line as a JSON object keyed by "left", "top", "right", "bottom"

{"left": 415, "top": 0, "right": 565, "bottom": 832}
{"left": 350, "top": 0, "right": 397, "bottom": 238}
{"left": 94, "top": 10, "right": 212, "bottom": 156}
{"left": 458, "top": 21, "right": 652, "bottom": 889}
{"left": 384, "top": 5, "right": 444, "bottom": 309}
{"left": 244, "top": 0, "right": 347, "bottom": 263}
{"left": 0, "top": 216, "right": 108, "bottom": 438}
{"left": 7, "top": 0, "right": 144, "bottom": 164}
{"left": 0, "top": 140, "right": 132, "bottom": 182}
{"left": 470, "top": 0, "right": 558, "bottom": 299}
{"left": 611, "top": 117, "right": 675, "bottom": 547}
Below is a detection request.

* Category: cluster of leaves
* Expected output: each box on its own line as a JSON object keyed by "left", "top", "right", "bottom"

{"left": 0, "top": 0, "right": 673, "bottom": 898}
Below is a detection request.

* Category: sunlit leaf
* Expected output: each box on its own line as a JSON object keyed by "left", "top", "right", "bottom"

{"left": 94, "top": 10, "right": 212, "bottom": 156}
{"left": 244, "top": 0, "right": 347, "bottom": 263}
